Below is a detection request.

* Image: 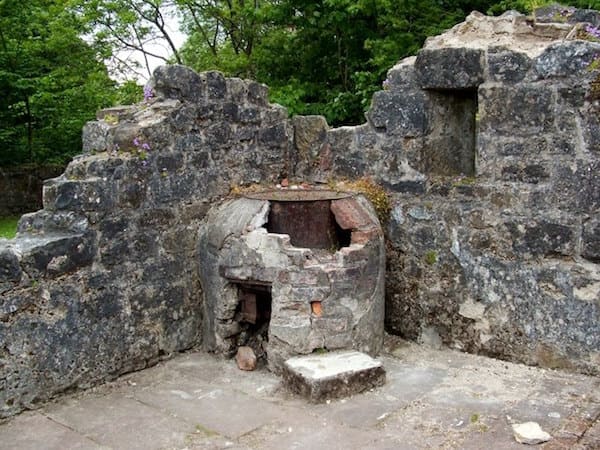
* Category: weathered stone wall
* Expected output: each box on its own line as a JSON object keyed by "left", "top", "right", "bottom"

{"left": 0, "top": 6, "right": 599, "bottom": 419}
{"left": 0, "top": 165, "right": 64, "bottom": 216}
{"left": 312, "top": 10, "right": 600, "bottom": 374}
{"left": 0, "top": 67, "right": 290, "bottom": 418}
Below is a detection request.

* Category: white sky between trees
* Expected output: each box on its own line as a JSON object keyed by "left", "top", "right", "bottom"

{"left": 111, "top": 8, "right": 186, "bottom": 83}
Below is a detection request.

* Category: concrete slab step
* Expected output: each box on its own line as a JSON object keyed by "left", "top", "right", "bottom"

{"left": 282, "top": 350, "right": 385, "bottom": 402}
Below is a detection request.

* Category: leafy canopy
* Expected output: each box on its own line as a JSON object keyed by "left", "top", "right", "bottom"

{"left": 0, "top": 0, "right": 118, "bottom": 166}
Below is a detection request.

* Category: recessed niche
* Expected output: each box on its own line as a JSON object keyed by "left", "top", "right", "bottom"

{"left": 235, "top": 282, "right": 272, "bottom": 360}
{"left": 422, "top": 89, "right": 478, "bottom": 177}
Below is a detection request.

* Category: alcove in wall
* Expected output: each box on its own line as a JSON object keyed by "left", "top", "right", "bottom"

{"left": 422, "top": 89, "right": 478, "bottom": 177}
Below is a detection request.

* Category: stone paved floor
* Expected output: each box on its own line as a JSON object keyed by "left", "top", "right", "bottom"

{"left": 1, "top": 337, "right": 599, "bottom": 449}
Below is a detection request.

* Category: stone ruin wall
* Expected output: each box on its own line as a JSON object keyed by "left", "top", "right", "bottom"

{"left": 1, "top": 7, "right": 599, "bottom": 418}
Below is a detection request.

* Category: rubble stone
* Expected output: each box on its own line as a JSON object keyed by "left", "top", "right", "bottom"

{"left": 235, "top": 346, "right": 257, "bottom": 371}
{"left": 512, "top": 422, "right": 552, "bottom": 445}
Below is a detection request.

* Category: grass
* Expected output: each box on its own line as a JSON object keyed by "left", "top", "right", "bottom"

{"left": 0, "top": 215, "right": 20, "bottom": 239}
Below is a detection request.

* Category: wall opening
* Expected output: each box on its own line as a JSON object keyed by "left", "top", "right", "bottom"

{"left": 422, "top": 89, "right": 478, "bottom": 177}
{"left": 265, "top": 200, "right": 351, "bottom": 250}
{"left": 235, "top": 282, "right": 272, "bottom": 362}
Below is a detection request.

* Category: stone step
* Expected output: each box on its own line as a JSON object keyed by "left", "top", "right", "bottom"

{"left": 282, "top": 350, "right": 385, "bottom": 402}
{"left": 0, "top": 232, "right": 95, "bottom": 285}
{"left": 18, "top": 210, "right": 89, "bottom": 235}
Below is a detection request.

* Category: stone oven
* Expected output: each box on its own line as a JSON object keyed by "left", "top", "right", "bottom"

{"left": 197, "top": 190, "right": 385, "bottom": 371}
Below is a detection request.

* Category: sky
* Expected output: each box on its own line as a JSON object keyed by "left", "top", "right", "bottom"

{"left": 111, "top": 7, "right": 186, "bottom": 83}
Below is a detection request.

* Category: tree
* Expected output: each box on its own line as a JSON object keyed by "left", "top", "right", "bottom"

{"left": 176, "top": 0, "right": 267, "bottom": 78}
{"left": 76, "top": 0, "right": 183, "bottom": 80}
{"left": 177, "top": 0, "right": 503, "bottom": 125}
{"left": 0, "top": 0, "right": 116, "bottom": 166}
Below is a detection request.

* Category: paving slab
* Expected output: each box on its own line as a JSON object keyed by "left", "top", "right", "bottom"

{"left": 132, "top": 376, "right": 293, "bottom": 439}
{"left": 43, "top": 393, "right": 194, "bottom": 450}
{"left": 0, "top": 411, "right": 104, "bottom": 450}
{"left": 0, "top": 336, "right": 598, "bottom": 450}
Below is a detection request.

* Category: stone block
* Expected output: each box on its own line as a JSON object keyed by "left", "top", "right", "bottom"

{"left": 235, "top": 346, "right": 257, "bottom": 371}
{"left": 547, "top": 161, "right": 600, "bottom": 213}
{"left": 0, "top": 248, "right": 21, "bottom": 283}
{"left": 282, "top": 351, "right": 385, "bottom": 402}
{"left": 504, "top": 219, "right": 575, "bottom": 258}
{"left": 582, "top": 218, "right": 600, "bottom": 262}
{"left": 500, "top": 163, "right": 550, "bottom": 184}
{"left": 82, "top": 121, "right": 112, "bottom": 153}
{"left": 17, "top": 210, "right": 88, "bottom": 235}
{"left": 385, "top": 57, "right": 418, "bottom": 90}
{"left": 247, "top": 81, "right": 269, "bottom": 106}
{"left": 415, "top": 48, "right": 484, "bottom": 89}
{"left": 292, "top": 115, "right": 328, "bottom": 176}
{"left": 152, "top": 64, "right": 206, "bottom": 102}
{"left": 534, "top": 5, "right": 600, "bottom": 26}
{"left": 225, "top": 77, "right": 248, "bottom": 102}
{"left": 478, "top": 84, "right": 555, "bottom": 135}
{"left": 331, "top": 198, "right": 374, "bottom": 230}
{"left": 9, "top": 233, "right": 94, "bottom": 277}
{"left": 43, "top": 178, "right": 114, "bottom": 212}
{"left": 571, "top": 8, "right": 600, "bottom": 25}
{"left": 366, "top": 90, "right": 429, "bottom": 136}
{"left": 583, "top": 112, "right": 600, "bottom": 154}
{"left": 258, "top": 123, "right": 288, "bottom": 147}
{"left": 534, "top": 41, "right": 600, "bottom": 80}
{"left": 205, "top": 71, "right": 227, "bottom": 100}
{"left": 156, "top": 152, "right": 184, "bottom": 172}
{"left": 203, "top": 123, "right": 232, "bottom": 147}
{"left": 487, "top": 47, "right": 532, "bottom": 83}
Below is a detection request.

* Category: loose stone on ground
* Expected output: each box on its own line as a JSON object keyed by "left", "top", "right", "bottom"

{"left": 512, "top": 422, "right": 553, "bottom": 445}
{"left": 235, "top": 346, "right": 257, "bottom": 371}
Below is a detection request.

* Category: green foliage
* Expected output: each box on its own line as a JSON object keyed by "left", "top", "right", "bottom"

{"left": 0, "top": 0, "right": 116, "bottom": 167}
{"left": 331, "top": 177, "right": 392, "bottom": 224}
{"left": 77, "top": 0, "right": 183, "bottom": 79}
{"left": 488, "top": 0, "right": 600, "bottom": 14}
{"left": 179, "top": 0, "right": 502, "bottom": 125}
{"left": 2, "top": 0, "right": 597, "bottom": 168}
{"left": 115, "top": 80, "right": 143, "bottom": 105}
{"left": 424, "top": 250, "right": 438, "bottom": 265}
{"left": 0, "top": 216, "right": 19, "bottom": 239}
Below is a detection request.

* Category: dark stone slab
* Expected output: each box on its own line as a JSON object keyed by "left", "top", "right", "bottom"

{"left": 534, "top": 5, "right": 600, "bottom": 26}
{"left": 504, "top": 219, "right": 575, "bottom": 258}
{"left": 534, "top": 41, "right": 600, "bottom": 80}
{"left": 152, "top": 64, "right": 206, "bottom": 102}
{"left": 0, "top": 248, "right": 21, "bottom": 283}
{"left": 487, "top": 47, "right": 532, "bottom": 83}
{"left": 415, "top": 48, "right": 484, "bottom": 89}
{"left": 479, "top": 84, "right": 555, "bottom": 135}
{"left": 367, "top": 90, "right": 429, "bottom": 136}
{"left": 582, "top": 217, "right": 600, "bottom": 262}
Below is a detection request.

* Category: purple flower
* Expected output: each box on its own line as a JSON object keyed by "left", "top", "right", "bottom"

{"left": 586, "top": 25, "right": 600, "bottom": 40}
{"left": 382, "top": 79, "right": 390, "bottom": 90}
{"left": 143, "top": 85, "right": 154, "bottom": 102}
{"left": 133, "top": 137, "right": 140, "bottom": 147}
{"left": 141, "top": 142, "right": 150, "bottom": 151}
